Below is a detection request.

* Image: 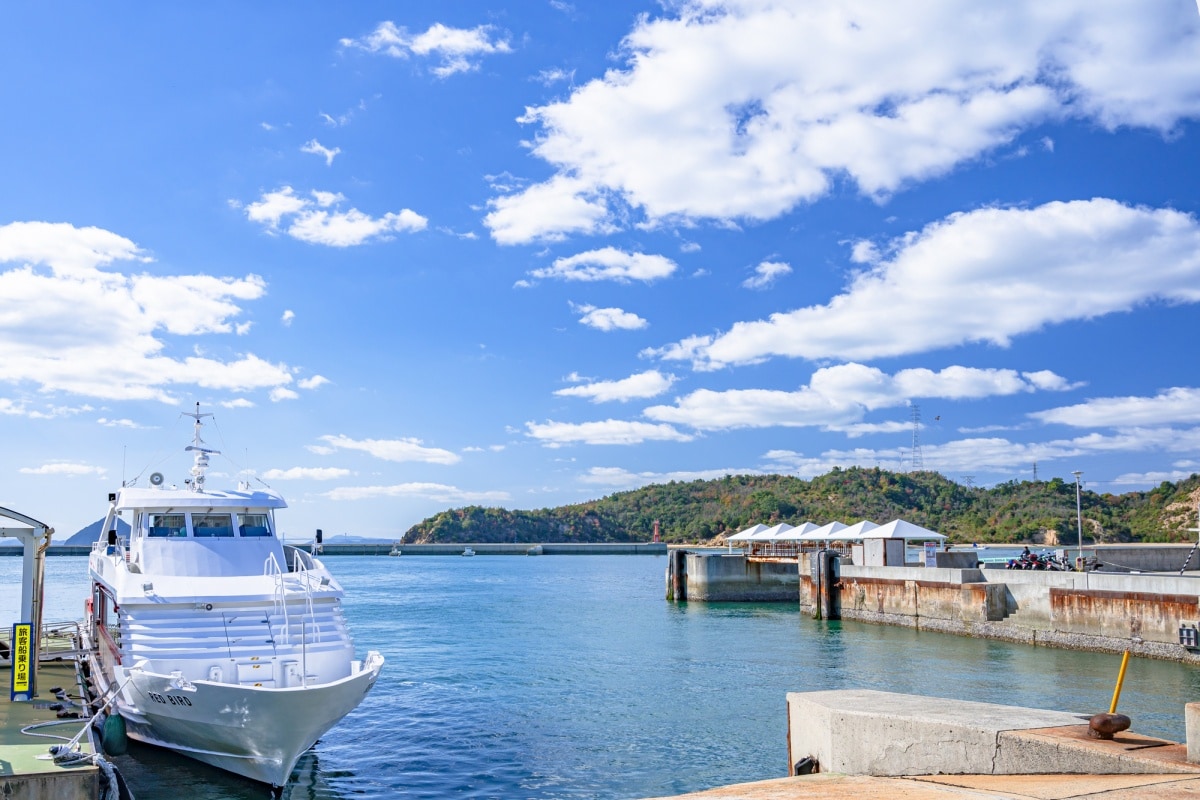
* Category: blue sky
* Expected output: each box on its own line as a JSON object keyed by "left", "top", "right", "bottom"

{"left": 3, "top": 1, "right": 1200, "bottom": 541}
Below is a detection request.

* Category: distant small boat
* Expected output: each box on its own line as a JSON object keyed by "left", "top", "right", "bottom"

{"left": 526, "top": 545, "right": 543, "bottom": 556}
{"left": 462, "top": 547, "right": 476, "bottom": 557}
{"left": 389, "top": 543, "right": 402, "bottom": 556}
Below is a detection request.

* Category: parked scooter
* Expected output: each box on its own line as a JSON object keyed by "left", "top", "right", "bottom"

{"left": 1005, "top": 548, "right": 1071, "bottom": 570}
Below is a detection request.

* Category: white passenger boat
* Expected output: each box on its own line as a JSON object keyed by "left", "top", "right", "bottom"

{"left": 83, "top": 405, "right": 384, "bottom": 787}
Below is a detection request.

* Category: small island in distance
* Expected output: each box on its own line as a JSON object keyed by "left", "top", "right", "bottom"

{"left": 399, "top": 467, "right": 1200, "bottom": 547}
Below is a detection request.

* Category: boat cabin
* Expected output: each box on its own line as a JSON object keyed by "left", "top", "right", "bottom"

{"left": 105, "top": 486, "right": 290, "bottom": 578}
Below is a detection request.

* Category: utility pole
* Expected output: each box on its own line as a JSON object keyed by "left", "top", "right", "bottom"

{"left": 1072, "top": 471, "right": 1083, "bottom": 570}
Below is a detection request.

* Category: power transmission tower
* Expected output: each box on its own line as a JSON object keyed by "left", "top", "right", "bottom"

{"left": 1032, "top": 461, "right": 1038, "bottom": 482}
{"left": 961, "top": 475, "right": 975, "bottom": 488}
{"left": 909, "top": 404, "right": 923, "bottom": 472}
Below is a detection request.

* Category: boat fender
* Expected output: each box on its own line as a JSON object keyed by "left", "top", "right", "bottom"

{"left": 793, "top": 756, "right": 817, "bottom": 776}
{"left": 101, "top": 713, "right": 129, "bottom": 756}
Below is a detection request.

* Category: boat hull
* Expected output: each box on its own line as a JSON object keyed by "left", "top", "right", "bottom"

{"left": 112, "top": 654, "right": 383, "bottom": 786}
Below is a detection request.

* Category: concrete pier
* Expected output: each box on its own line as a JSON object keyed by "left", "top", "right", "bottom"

{"left": 0, "top": 660, "right": 98, "bottom": 800}
{"left": 786, "top": 690, "right": 1200, "bottom": 778}
{"left": 666, "top": 552, "right": 799, "bottom": 602}
{"left": 802, "top": 561, "right": 1200, "bottom": 662}
{"left": 641, "top": 690, "right": 1200, "bottom": 799}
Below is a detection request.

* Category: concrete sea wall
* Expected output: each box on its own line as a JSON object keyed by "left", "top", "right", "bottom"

{"left": 802, "top": 560, "right": 1200, "bottom": 662}
{"left": 671, "top": 549, "right": 1200, "bottom": 662}
{"left": 666, "top": 552, "right": 799, "bottom": 602}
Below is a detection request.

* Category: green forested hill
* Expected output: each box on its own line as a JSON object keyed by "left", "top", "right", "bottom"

{"left": 400, "top": 467, "right": 1200, "bottom": 546}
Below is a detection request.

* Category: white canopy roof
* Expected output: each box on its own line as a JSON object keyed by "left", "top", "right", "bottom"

{"left": 775, "top": 522, "right": 819, "bottom": 541}
{"left": 727, "top": 523, "right": 768, "bottom": 542}
{"left": 863, "top": 519, "right": 946, "bottom": 541}
{"left": 800, "top": 521, "right": 847, "bottom": 541}
{"left": 751, "top": 522, "right": 793, "bottom": 540}
{"left": 835, "top": 520, "right": 879, "bottom": 541}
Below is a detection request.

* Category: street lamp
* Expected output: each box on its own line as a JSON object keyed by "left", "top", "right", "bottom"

{"left": 1072, "top": 470, "right": 1083, "bottom": 570}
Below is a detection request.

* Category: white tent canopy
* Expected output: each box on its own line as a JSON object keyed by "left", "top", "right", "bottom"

{"left": 775, "top": 522, "right": 819, "bottom": 541}
{"left": 835, "top": 520, "right": 879, "bottom": 541}
{"left": 801, "top": 521, "right": 848, "bottom": 541}
{"left": 727, "top": 524, "right": 768, "bottom": 542}
{"left": 864, "top": 519, "right": 946, "bottom": 541}
{"left": 752, "top": 523, "right": 793, "bottom": 540}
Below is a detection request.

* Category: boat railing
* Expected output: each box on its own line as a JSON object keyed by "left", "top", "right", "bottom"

{"left": 284, "top": 544, "right": 316, "bottom": 573}
{"left": 263, "top": 551, "right": 323, "bottom": 649}
{"left": 264, "top": 552, "right": 288, "bottom": 641}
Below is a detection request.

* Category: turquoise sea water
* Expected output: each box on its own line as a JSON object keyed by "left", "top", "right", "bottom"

{"left": 6, "top": 554, "right": 1200, "bottom": 799}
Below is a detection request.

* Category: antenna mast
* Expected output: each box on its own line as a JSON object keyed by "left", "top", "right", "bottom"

{"left": 181, "top": 402, "right": 220, "bottom": 492}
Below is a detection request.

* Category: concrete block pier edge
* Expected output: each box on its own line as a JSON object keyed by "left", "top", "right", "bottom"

{"left": 786, "top": 689, "right": 1200, "bottom": 778}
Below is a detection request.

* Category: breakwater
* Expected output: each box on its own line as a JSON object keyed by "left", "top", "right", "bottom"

{"left": 812, "top": 562, "right": 1200, "bottom": 663}
{"left": 669, "top": 546, "right": 1200, "bottom": 663}
{"left": 0, "top": 541, "right": 667, "bottom": 557}
{"left": 310, "top": 541, "right": 667, "bottom": 556}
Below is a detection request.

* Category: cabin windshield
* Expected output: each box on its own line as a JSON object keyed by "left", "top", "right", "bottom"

{"left": 127, "top": 507, "right": 284, "bottom": 577}
{"left": 148, "top": 513, "right": 186, "bottom": 538}
{"left": 193, "top": 513, "right": 235, "bottom": 538}
{"left": 136, "top": 510, "right": 274, "bottom": 539}
{"left": 238, "top": 513, "right": 271, "bottom": 537}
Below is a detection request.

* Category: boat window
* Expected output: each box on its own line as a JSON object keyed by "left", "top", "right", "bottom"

{"left": 238, "top": 513, "right": 272, "bottom": 537}
{"left": 148, "top": 513, "right": 187, "bottom": 538}
{"left": 192, "top": 513, "right": 234, "bottom": 537}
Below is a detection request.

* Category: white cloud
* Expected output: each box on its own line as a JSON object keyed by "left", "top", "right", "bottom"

{"left": 536, "top": 67, "right": 575, "bottom": 87}
{"left": 261, "top": 466, "right": 352, "bottom": 480}
{"left": 340, "top": 21, "right": 512, "bottom": 77}
{"left": 554, "top": 370, "right": 677, "bottom": 403}
{"left": 269, "top": 387, "right": 299, "bottom": 402}
{"left": 525, "top": 419, "right": 694, "bottom": 446}
{"left": 651, "top": 199, "right": 1200, "bottom": 369}
{"left": 485, "top": 174, "right": 613, "bottom": 244}
{"left": 579, "top": 465, "right": 755, "bottom": 488}
{"left": 1022, "top": 370, "right": 1082, "bottom": 392}
{"left": 573, "top": 303, "right": 648, "bottom": 331}
{"left": 485, "top": 1, "right": 1200, "bottom": 243}
{"left": 1109, "top": 468, "right": 1200, "bottom": 486}
{"left": 530, "top": 247, "right": 677, "bottom": 283}
{"left": 0, "top": 221, "right": 295, "bottom": 402}
{"left": 742, "top": 260, "right": 791, "bottom": 290}
{"left": 644, "top": 363, "right": 1071, "bottom": 431}
{"left": 281, "top": 310, "right": 295, "bottom": 326}
{"left": 298, "top": 375, "right": 330, "bottom": 390}
{"left": 760, "top": 427, "right": 1200, "bottom": 480}
{"left": 0, "top": 400, "right": 92, "bottom": 419}
{"left": 319, "top": 433, "right": 460, "bottom": 465}
{"left": 324, "top": 482, "right": 510, "bottom": 503}
{"left": 97, "top": 417, "right": 143, "bottom": 428}
{"left": 241, "top": 186, "right": 427, "bottom": 247}
{"left": 0, "top": 220, "right": 149, "bottom": 277}
{"left": 301, "top": 139, "right": 341, "bottom": 166}
{"left": 19, "top": 461, "right": 106, "bottom": 477}
{"left": 1031, "top": 387, "right": 1200, "bottom": 428}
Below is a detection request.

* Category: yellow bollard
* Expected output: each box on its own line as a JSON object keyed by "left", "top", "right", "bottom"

{"left": 1109, "top": 650, "right": 1131, "bottom": 714}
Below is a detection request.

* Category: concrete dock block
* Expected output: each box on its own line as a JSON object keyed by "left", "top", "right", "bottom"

{"left": 1186, "top": 702, "right": 1200, "bottom": 763}
{"left": 788, "top": 689, "right": 1127, "bottom": 777}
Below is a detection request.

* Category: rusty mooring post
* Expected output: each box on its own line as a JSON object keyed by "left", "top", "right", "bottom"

{"left": 666, "top": 549, "right": 687, "bottom": 602}
{"left": 819, "top": 550, "right": 841, "bottom": 621}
